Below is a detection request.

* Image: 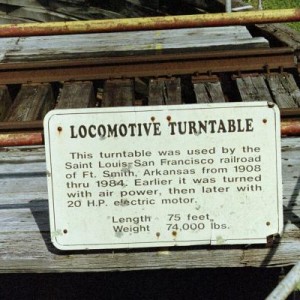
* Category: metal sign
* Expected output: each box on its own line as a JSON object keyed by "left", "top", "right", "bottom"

{"left": 44, "top": 102, "right": 283, "bottom": 250}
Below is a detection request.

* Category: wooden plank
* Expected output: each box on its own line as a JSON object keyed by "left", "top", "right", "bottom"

{"left": 266, "top": 73, "right": 300, "bottom": 108}
{"left": 0, "top": 37, "right": 20, "bottom": 61}
{"left": 194, "top": 82, "right": 225, "bottom": 103}
{"left": 102, "top": 79, "right": 134, "bottom": 107}
{"left": 0, "top": 138, "right": 299, "bottom": 272}
{"left": 0, "top": 85, "right": 12, "bottom": 121}
{"left": 0, "top": 0, "right": 47, "bottom": 7}
{"left": 0, "top": 26, "right": 269, "bottom": 63}
{"left": 56, "top": 81, "right": 96, "bottom": 109}
{"left": 148, "top": 79, "right": 165, "bottom": 105}
{"left": 163, "top": 78, "right": 182, "bottom": 105}
{"left": 4, "top": 84, "right": 54, "bottom": 121}
{"left": 8, "top": 6, "right": 76, "bottom": 22}
{"left": 0, "top": 1, "right": 124, "bottom": 20}
{"left": 148, "top": 77, "right": 182, "bottom": 105}
{"left": 135, "top": 78, "right": 148, "bottom": 98}
{"left": 55, "top": 0, "right": 86, "bottom": 4}
{"left": 0, "top": 16, "right": 33, "bottom": 24}
{"left": 254, "top": 23, "right": 300, "bottom": 51}
{"left": 112, "top": 0, "right": 162, "bottom": 17}
{"left": 52, "top": 5, "right": 124, "bottom": 20}
{"left": 193, "top": 77, "right": 225, "bottom": 103}
{"left": 236, "top": 75, "right": 273, "bottom": 102}
{"left": 279, "top": 73, "right": 300, "bottom": 107}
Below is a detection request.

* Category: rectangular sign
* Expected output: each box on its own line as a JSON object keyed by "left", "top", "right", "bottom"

{"left": 44, "top": 102, "right": 283, "bottom": 250}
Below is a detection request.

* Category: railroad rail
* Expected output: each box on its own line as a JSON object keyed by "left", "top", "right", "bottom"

{"left": 0, "top": 48, "right": 295, "bottom": 84}
{"left": 0, "top": 46, "right": 300, "bottom": 146}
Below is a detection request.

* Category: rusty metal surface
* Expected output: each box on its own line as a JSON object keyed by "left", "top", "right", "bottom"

{"left": 0, "top": 119, "right": 299, "bottom": 147}
{"left": 0, "top": 48, "right": 295, "bottom": 85}
{"left": 0, "top": 46, "right": 298, "bottom": 146}
{"left": 0, "top": 9, "right": 300, "bottom": 37}
{"left": 281, "top": 108, "right": 300, "bottom": 118}
{"left": 0, "top": 132, "right": 43, "bottom": 147}
{"left": 0, "top": 120, "right": 43, "bottom": 132}
{"left": 281, "top": 119, "right": 300, "bottom": 136}
{"left": 0, "top": 121, "right": 43, "bottom": 146}
{"left": 0, "top": 48, "right": 292, "bottom": 69}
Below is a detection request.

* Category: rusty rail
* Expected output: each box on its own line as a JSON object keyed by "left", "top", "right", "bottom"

{"left": 0, "top": 48, "right": 295, "bottom": 85}
{"left": 0, "top": 47, "right": 299, "bottom": 147}
{"left": 281, "top": 120, "right": 300, "bottom": 136}
{"left": 0, "top": 132, "right": 43, "bottom": 147}
{"left": 0, "top": 116, "right": 300, "bottom": 148}
{"left": 0, "top": 9, "right": 300, "bottom": 37}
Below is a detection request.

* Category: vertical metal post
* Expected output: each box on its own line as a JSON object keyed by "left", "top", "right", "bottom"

{"left": 226, "top": 0, "right": 232, "bottom": 12}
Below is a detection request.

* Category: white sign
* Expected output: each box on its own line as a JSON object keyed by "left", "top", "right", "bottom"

{"left": 44, "top": 102, "right": 283, "bottom": 250}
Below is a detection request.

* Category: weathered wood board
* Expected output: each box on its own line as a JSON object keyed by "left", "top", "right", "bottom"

{"left": 193, "top": 78, "right": 225, "bottom": 103}
{"left": 148, "top": 77, "right": 182, "bottom": 105}
{"left": 0, "top": 26, "right": 269, "bottom": 63}
{"left": 7, "top": 6, "right": 76, "bottom": 22}
{"left": 4, "top": 83, "right": 54, "bottom": 121}
{"left": 236, "top": 76, "right": 273, "bottom": 103}
{"left": 266, "top": 73, "right": 300, "bottom": 108}
{"left": 102, "top": 79, "right": 134, "bottom": 107}
{"left": 56, "top": 81, "right": 96, "bottom": 109}
{"left": 0, "top": 85, "right": 11, "bottom": 121}
{"left": 254, "top": 23, "right": 300, "bottom": 51}
{"left": 0, "top": 0, "right": 48, "bottom": 7}
{"left": 0, "top": 1, "right": 123, "bottom": 22}
{"left": 0, "top": 16, "right": 33, "bottom": 24}
{"left": 0, "top": 138, "right": 299, "bottom": 273}
{"left": 52, "top": 5, "right": 124, "bottom": 20}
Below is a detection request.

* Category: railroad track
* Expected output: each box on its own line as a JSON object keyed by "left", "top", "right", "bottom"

{"left": 0, "top": 25, "right": 300, "bottom": 146}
